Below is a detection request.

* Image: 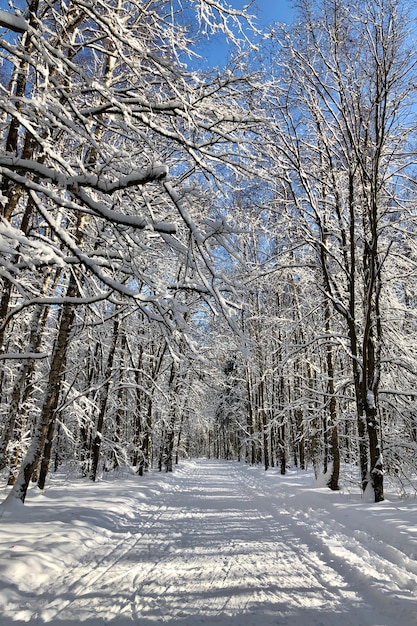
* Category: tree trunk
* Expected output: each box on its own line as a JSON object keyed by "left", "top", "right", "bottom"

{"left": 10, "top": 278, "right": 77, "bottom": 502}
{"left": 90, "top": 319, "right": 120, "bottom": 482}
{"left": 325, "top": 300, "right": 340, "bottom": 491}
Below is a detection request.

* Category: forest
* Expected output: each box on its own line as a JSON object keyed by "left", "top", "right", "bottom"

{"left": 0, "top": 0, "right": 416, "bottom": 507}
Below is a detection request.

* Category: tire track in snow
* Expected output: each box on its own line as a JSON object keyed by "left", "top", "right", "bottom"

{"left": 127, "top": 461, "right": 371, "bottom": 624}
{"left": 290, "top": 508, "right": 417, "bottom": 622}
{"left": 37, "top": 503, "right": 171, "bottom": 622}
{"left": 228, "top": 465, "right": 366, "bottom": 614}
{"left": 237, "top": 463, "right": 417, "bottom": 626}
{"left": 129, "top": 466, "right": 265, "bottom": 622}
{"left": 127, "top": 463, "right": 287, "bottom": 621}
{"left": 22, "top": 460, "right": 417, "bottom": 625}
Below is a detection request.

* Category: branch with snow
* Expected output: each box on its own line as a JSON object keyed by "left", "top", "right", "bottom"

{"left": 0, "top": 157, "right": 168, "bottom": 193}
{"left": 0, "top": 352, "right": 48, "bottom": 360}
{"left": 0, "top": 9, "right": 27, "bottom": 33}
{"left": 0, "top": 218, "right": 64, "bottom": 269}
{"left": 0, "top": 164, "right": 176, "bottom": 234}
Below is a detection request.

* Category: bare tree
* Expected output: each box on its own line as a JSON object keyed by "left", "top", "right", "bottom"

{"left": 0, "top": 0, "right": 260, "bottom": 503}
{"left": 268, "top": 0, "right": 415, "bottom": 501}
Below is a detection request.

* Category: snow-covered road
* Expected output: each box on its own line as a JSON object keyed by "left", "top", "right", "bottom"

{"left": 1, "top": 459, "right": 417, "bottom": 625}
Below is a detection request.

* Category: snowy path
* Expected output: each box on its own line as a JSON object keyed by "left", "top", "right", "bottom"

{"left": 1, "top": 459, "right": 417, "bottom": 625}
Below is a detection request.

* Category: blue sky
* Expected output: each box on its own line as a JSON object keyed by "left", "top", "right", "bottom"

{"left": 197, "top": 0, "right": 294, "bottom": 67}
{"left": 252, "top": 0, "right": 294, "bottom": 26}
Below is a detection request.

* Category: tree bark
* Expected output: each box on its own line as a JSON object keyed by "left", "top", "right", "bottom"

{"left": 11, "top": 275, "right": 77, "bottom": 502}
{"left": 90, "top": 319, "right": 120, "bottom": 482}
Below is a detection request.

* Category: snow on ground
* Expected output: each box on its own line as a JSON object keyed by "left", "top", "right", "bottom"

{"left": 0, "top": 459, "right": 417, "bottom": 625}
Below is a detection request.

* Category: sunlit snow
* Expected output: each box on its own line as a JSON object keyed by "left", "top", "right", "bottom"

{"left": 1, "top": 459, "right": 417, "bottom": 625}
